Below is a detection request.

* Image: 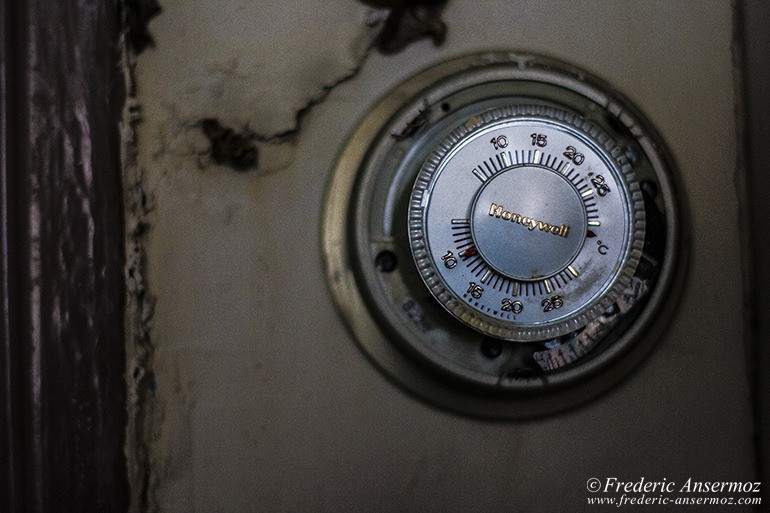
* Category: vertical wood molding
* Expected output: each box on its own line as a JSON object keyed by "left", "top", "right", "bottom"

{"left": 1, "top": 1, "right": 129, "bottom": 512}
{"left": 737, "top": 0, "right": 770, "bottom": 507}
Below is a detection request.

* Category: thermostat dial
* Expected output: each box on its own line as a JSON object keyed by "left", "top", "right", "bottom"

{"left": 322, "top": 52, "right": 685, "bottom": 418}
{"left": 409, "top": 106, "right": 645, "bottom": 341}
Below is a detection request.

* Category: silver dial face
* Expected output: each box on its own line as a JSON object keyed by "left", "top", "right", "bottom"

{"left": 409, "top": 105, "right": 645, "bottom": 341}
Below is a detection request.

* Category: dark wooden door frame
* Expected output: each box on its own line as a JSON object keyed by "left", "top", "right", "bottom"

{"left": 738, "top": 2, "right": 770, "bottom": 509}
{"left": 0, "top": 0, "right": 129, "bottom": 512}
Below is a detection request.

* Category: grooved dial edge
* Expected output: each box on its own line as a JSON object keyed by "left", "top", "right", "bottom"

{"left": 408, "top": 105, "right": 645, "bottom": 341}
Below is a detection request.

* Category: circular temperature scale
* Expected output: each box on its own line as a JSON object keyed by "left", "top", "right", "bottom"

{"left": 322, "top": 52, "right": 685, "bottom": 418}
{"left": 409, "top": 107, "right": 644, "bottom": 341}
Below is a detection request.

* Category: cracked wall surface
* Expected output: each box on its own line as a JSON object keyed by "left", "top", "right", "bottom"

{"left": 135, "top": 1, "right": 377, "bottom": 178}
{"left": 130, "top": 1, "right": 754, "bottom": 512}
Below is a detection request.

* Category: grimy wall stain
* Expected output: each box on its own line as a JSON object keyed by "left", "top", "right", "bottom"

{"left": 127, "top": 1, "right": 755, "bottom": 512}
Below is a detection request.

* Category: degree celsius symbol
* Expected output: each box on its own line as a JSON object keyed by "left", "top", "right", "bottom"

{"left": 597, "top": 240, "right": 608, "bottom": 255}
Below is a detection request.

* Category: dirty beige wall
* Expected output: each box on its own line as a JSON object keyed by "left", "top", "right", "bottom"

{"left": 129, "top": 1, "right": 754, "bottom": 511}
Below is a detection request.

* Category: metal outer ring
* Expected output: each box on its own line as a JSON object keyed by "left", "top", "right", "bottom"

{"left": 321, "top": 51, "right": 687, "bottom": 418}
{"left": 408, "top": 105, "right": 645, "bottom": 341}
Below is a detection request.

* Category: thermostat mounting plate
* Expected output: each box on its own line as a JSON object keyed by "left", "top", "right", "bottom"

{"left": 322, "top": 52, "right": 686, "bottom": 418}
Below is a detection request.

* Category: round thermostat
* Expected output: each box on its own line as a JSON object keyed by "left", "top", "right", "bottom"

{"left": 322, "top": 52, "right": 686, "bottom": 418}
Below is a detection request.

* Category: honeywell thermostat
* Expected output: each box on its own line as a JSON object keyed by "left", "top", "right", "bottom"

{"left": 322, "top": 52, "right": 686, "bottom": 418}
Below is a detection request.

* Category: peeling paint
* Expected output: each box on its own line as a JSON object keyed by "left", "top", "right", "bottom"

{"left": 361, "top": 0, "right": 449, "bottom": 55}
{"left": 120, "top": 1, "right": 453, "bottom": 507}
{"left": 124, "top": 0, "right": 162, "bottom": 54}
{"left": 201, "top": 119, "right": 258, "bottom": 171}
{"left": 134, "top": 1, "right": 379, "bottom": 178}
{"left": 122, "top": 4, "right": 391, "bottom": 510}
{"left": 392, "top": 100, "right": 433, "bottom": 140}
{"left": 132, "top": 0, "right": 453, "bottom": 177}
{"left": 121, "top": 17, "right": 158, "bottom": 513}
